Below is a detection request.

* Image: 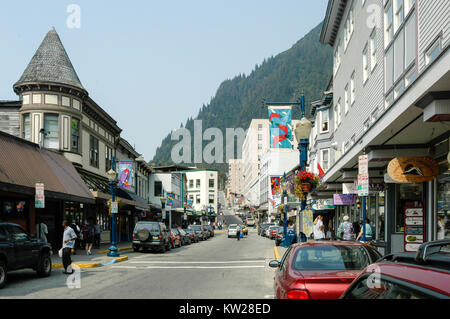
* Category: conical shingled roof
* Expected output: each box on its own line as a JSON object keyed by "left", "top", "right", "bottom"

{"left": 15, "top": 28, "right": 85, "bottom": 91}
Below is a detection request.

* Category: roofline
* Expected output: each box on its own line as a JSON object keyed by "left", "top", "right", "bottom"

{"left": 320, "top": 0, "right": 347, "bottom": 46}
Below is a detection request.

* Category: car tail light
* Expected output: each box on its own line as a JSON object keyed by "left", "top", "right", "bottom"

{"left": 132, "top": 233, "right": 135, "bottom": 240}
{"left": 287, "top": 290, "right": 310, "bottom": 299}
{"left": 159, "top": 235, "right": 162, "bottom": 240}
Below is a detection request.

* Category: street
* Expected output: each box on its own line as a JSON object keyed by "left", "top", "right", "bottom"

{"left": 0, "top": 226, "right": 276, "bottom": 299}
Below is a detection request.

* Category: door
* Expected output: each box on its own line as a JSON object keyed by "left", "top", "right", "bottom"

{"left": 7, "top": 225, "right": 36, "bottom": 268}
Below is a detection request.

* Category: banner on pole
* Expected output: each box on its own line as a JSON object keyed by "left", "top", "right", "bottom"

{"left": 358, "top": 155, "right": 369, "bottom": 196}
{"left": 268, "top": 106, "right": 293, "bottom": 149}
{"left": 118, "top": 162, "right": 134, "bottom": 189}
{"left": 270, "top": 177, "right": 282, "bottom": 208}
{"left": 35, "top": 183, "right": 45, "bottom": 209}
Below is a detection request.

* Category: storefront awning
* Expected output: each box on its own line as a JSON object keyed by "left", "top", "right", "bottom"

{"left": 117, "top": 188, "right": 149, "bottom": 211}
{"left": 0, "top": 132, "right": 94, "bottom": 204}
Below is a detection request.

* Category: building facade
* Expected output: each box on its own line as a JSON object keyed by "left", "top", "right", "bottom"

{"left": 321, "top": 0, "right": 450, "bottom": 254}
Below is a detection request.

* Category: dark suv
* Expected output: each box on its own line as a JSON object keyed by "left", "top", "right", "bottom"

{"left": 132, "top": 222, "right": 171, "bottom": 253}
{"left": 203, "top": 225, "right": 214, "bottom": 238}
{"left": 188, "top": 225, "right": 208, "bottom": 241}
{"left": 0, "top": 223, "right": 52, "bottom": 289}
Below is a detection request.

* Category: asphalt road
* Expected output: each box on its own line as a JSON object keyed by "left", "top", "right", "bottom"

{"left": 0, "top": 228, "right": 276, "bottom": 299}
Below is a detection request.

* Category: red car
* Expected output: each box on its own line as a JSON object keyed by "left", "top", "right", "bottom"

{"left": 170, "top": 229, "right": 182, "bottom": 248}
{"left": 341, "top": 240, "right": 450, "bottom": 299}
{"left": 269, "top": 241, "right": 382, "bottom": 299}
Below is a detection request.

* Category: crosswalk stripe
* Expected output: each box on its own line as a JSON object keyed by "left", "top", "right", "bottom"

{"left": 112, "top": 265, "right": 266, "bottom": 269}
{"left": 128, "top": 260, "right": 266, "bottom": 264}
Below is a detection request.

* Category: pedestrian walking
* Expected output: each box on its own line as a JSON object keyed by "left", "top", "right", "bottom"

{"left": 62, "top": 220, "right": 77, "bottom": 274}
{"left": 69, "top": 221, "right": 81, "bottom": 255}
{"left": 236, "top": 225, "right": 241, "bottom": 241}
{"left": 82, "top": 221, "right": 94, "bottom": 255}
{"left": 437, "top": 216, "right": 445, "bottom": 240}
{"left": 313, "top": 215, "right": 325, "bottom": 241}
{"left": 337, "top": 216, "right": 354, "bottom": 241}
{"left": 356, "top": 218, "right": 373, "bottom": 241}
{"left": 35, "top": 221, "right": 48, "bottom": 244}
{"left": 94, "top": 220, "right": 102, "bottom": 249}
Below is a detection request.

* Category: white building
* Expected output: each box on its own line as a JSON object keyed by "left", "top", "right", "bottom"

{"left": 186, "top": 169, "right": 219, "bottom": 217}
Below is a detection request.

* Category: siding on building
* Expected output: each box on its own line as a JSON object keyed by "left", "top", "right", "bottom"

{"left": 0, "top": 106, "right": 20, "bottom": 137}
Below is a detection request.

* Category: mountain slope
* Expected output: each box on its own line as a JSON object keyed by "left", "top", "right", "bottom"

{"left": 152, "top": 22, "right": 332, "bottom": 189}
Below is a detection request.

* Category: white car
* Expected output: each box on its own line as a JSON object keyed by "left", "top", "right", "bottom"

{"left": 227, "top": 224, "right": 239, "bottom": 238}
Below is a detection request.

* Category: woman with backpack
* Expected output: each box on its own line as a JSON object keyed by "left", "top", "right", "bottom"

{"left": 82, "top": 221, "right": 95, "bottom": 255}
{"left": 337, "top": 216, "right": 354, "bottom": 241}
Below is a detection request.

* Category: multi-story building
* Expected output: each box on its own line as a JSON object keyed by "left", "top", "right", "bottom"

{"left": 186, "top": 169, "right": 218, "bottom": 224}
{"left": 227, "top": 159, "right": 244, "bottom": 199}
{"left": 320, "top": 0, "right": 450, "bottom": 254}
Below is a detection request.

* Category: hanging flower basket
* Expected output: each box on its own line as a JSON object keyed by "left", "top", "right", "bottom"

{"left": 293, "top": 170, "right": 321, "bottom": 199}
{"left": 302, "top": 183, "right": 312, "bottom": 193}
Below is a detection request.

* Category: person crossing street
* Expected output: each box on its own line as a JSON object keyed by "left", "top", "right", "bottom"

{"left": 236, "top": 225, "right": 241, "bottom": 241}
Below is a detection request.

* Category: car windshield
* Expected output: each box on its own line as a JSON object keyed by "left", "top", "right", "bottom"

{"left": 292, "top": 245, "right": 371, "bottom": 271}
{"left": 229, "top": 225, "right": 237, "bottom": 229}
{"left": 135, "top": 223, "right": 159, "bottom": 234}
{"left": 189, "top": 225, "right": 202, "bottom": 231}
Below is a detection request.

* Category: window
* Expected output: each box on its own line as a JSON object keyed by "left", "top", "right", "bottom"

{"left": 320, "top": 109, "right": 329, "bottom": 133}
{"left": 404, "top": 13, "right": 416, "bottom": 68}
{"left": 405, "top": 0, "right": 415, "bottom": 15}
{"left": 258, "top": 144, "right": 262, "bottom": 150}
{"left": 73, "top": 99, "right": 81, "bottom": 111}
{"left": 344, "top": 85, "right": 349, "bottom": 114}
{"left": 334, "top": 40, "right": 341, "bottom": 74}
{"left": 258, "top": 134, "right": 262, "bottom": 141}
{"left": 196, "top": 195, "right": 201, "bottom": 204}
{"left": 405, "top": 68, "right": 417, "bottom": 87}
{"left": 22, "top": 95, "right": 30, "bottom": 105}
{"left": 45, "top": 94, "right": 58, "bottom": 105}
{"left": 385, "top": 2, "right": 394, "bottom": 46}
{"left": 189, "top": 180, "right": 193, "bottom": 188}
{"left": 209, "top": 194, "right": 214, "bottom": 204}
{"left": 62, "top": 96, "right": 71, "bottom": 107}
{"left": 394, "top": 29, "right": 405, "bottom": 82}
{"left": 209, "top": 179, "right": 214, "bottom": 188}
{"left": 321, "top": 149, "right": 330, "bottom": 171}
{"left": 32, "top": 94, "right": 42, "bottom": 104}
{"left": 385, "top": 46, "right": 394, "bottom": 89}
{"left": 89, "top": 135, "right": 99, "bottom": 168}
{"left": 196, "top": 179, "right": 200, "bottom": 188}
{"left": 385, "top": 93, "right": 394, "bottom": 109}
{"left": 350, "top": 73, "right": 355, "bottom": 105}
{"left": 363, "top": 46, "right": 369, "bottom": 83}
{"left": 22, "top": 113, "right": 31, "bottom": 140}
{"left": 258, "top": 124, "right": 263, "bottom": 131}
{"left": 364, "top": 118, "right": 371, "bottom": 131}
{"left": 71, "top": 118, "right": 80, "bottom": 153}
{"left": 43, "top": 114, "right": 59, "bottom": 149}
{"left": 105, "top": 145, "right": 113, "bottom": 171}
{"left": 394, "top": 0, "right": 404, "bottom": 32}
{"left": 394, "top": 80, "right": 405, "bottom": 99}
{"left": 425, "top": 38, "right": 442, "bottom": 66}
{"left": 371, "top": 107, "right": 380, "bottom": 123}
{"left": 8, "top": 226, "right": 29, "bottom": 241}
{"left": 337, "top": 99, "right": 342, "bottom": 126}
{"left": 154, "top": 181, "right": 162, "bottom": 197}
{"left": 370, "top": 32, "right": 377, "bottom": 70}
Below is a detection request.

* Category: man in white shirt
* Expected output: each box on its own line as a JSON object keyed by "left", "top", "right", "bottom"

{"left": 62, "top": 220, "right": 77, "bottom": 274}
{"left": 35, "top": 222, "right": 48, "bottom": 243}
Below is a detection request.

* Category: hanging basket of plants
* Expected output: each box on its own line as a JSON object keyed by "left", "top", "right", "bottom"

{"left": 294, "top": 171, "right": 321, "bottom": 199}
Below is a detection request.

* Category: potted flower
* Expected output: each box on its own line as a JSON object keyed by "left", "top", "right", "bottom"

{"left": 295, "top": 171, "right": 320, "bottom": 195}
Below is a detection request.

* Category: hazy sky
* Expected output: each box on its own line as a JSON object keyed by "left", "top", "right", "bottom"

{"left": 0, "top": 0, "right": 328, "bottom": 160}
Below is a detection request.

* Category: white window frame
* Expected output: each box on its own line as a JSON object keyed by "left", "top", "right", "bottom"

{"left": 363, "top": 45, "right": 369, "bottom": 83}
{"left": 394, "top": 0, "right": 405, "bottom": 33}
{"left": 344, "top": 85, "right": 349, "bottom": 114}
{"left": 385, "top": 1, "right": 394, "bottom": 47}
{"left": 425, "top": 37, "right": 442, "bottom": 66}
{"left": 350, "top": 72, "right": 355, "bottom": 105}
{"left": 370, "top": 31, "right": 377, "bottom": 71}
{"left": 320, "top": 149, "right": 330, "bottom": 171}
{"left": 320, "top": 109, "right": 330, "bottom": 133}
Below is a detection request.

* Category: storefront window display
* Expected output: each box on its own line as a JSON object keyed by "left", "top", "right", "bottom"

{"left": 0, "top": 199, "right": 28, "bottom": 221}
{"left": 64, "top": 201, "right": 85, "bottom": 225}
{"left": 437, "top": 172, "right": 450, "bottom": 240}
{"left": 396, "top": 183, "right": 424, "bottom": 233}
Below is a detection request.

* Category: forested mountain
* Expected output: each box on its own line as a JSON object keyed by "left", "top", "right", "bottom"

{"left": 152, "top": 22, "right": 332, "bottom": 189}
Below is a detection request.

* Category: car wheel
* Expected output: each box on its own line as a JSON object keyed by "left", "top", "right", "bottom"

{"left": 36, "top": 252, "right": 52, "bottom": 277}
{"left": 160, "top": 244, "right": 166, "bottom": 254}
{"left": 0, "top": 260, "right": 7, "bottom": 289}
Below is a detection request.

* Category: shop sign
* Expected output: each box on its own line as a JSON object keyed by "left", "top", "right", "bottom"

{"left": 35, "top": 183, "right": 45, "bottom": 209}
{"left": 358, "top": 155, "right": 369, "bottom": 196}
{"left": 312, "top": 199, "right": 334, "bottom": 211}
{"left": 111, "top": 201, "right": 118, "bottom": 214}
{"left": 387, "top": 157, "right": 439, "bottom": 183}
{"left": 333, "top": 194, "right": 356, "bottom": 206}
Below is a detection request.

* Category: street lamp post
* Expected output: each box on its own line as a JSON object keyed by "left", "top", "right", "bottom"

{"left": 160, "top": 192, "right": 167, "bottom": 226}
{"left": 281, "top": 172, "right": 288, "bottom": 247}
{"left": 107, "top": 158, "right": 120, "bottom": 257}
{"left": 294, "top": 93, "right": 313, "bottom": 243}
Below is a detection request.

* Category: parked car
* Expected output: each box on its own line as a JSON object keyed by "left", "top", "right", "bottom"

{"left": 266, "top": 225, "right": 278, "bottom": 238}
{"left": 269, "top": 226, "right": 282, "bottom": 240}
{"left": 0, "top": 222, "right": 53, "bottom": 289}
{"left": 258, "top": 223, "right": 273, "bottom": 236}
{"left": 203, "top": 225, "right": 215, "bottom": 238}
{"left": 188, "top": 225, "right": 208, "bottom": 241}
{"left": 132, "top": 222, "right": 171, "bottom": 253}
{"left": 227, "top": 224, "right": 238, "bottom": 238}
{"left": 269, "top": 241, "right": 382, "bottom": 299}
{"left": 170, "top": 229, "right": 182, "bottom": 248}
{"left": 177, "top": 228, "right": 191, "bottom": 245}
{"left": 184, "top": 228, "right": 199, "bottom": 243}
{"left": 341, "top": 240, "right": 450, "bottom": 299}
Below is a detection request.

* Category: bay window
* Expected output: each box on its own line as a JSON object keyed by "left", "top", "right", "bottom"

{"left": 43, "top": 114, "right": 59, "bottom": 149}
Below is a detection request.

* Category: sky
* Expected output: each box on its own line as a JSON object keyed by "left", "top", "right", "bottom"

{"left": 0, "top": 0, "right": 328, "bottom": 161}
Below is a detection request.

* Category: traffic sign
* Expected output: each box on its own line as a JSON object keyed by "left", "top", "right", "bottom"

{"left": 358, "top": 155, "right": 369, "bottom": 197}
{"left": 35, "top": 183, "right": 45, "bottom": 208}
{"left": 111, "top": 201, "right": 118, "bottom": 214}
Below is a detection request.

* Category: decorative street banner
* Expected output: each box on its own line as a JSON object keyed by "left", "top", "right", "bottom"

{"left": 268, "top": 105, "right": 293, "bottom": 149}
{"left": 187, "top": 199, "right": 193, "bottom": 210}
{"left": 270, "top": 177, "right": 282, "bottom": 208}
{"left": 166, "top": 192, "right": 174, "bottom": 206}
{"left": 333, "top": 194, "right": 356, "bottom": 206}
{"left": 301, "top": 209, "right": 314, "bottom": 238}
{"left": 118, "top": 161, "right": 134, "bottom": 189}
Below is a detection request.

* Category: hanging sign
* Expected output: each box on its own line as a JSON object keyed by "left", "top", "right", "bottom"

{"left": 110, "top": 201, "right": 118, "bottom": 214}
{"left": 358, "top": 155, "right": 369, "bottom": 197}
{"left": 387, "top": 157, "right": 439, "bottom": 183}
{"left": 333, "top": 194, "right": 356, "bottom": 206}
{"left": 35, "top": 183, "right": 45, "bottom": 209}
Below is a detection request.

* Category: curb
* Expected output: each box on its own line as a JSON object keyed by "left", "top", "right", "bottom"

{"left": 273, "top": 246, "right": 280, "bottom": 260}
{"left": 53, "top": 255, "right": 128, "bottom": 269}
{"left": 98, "top": 247, "right": 133, "bottom": 254}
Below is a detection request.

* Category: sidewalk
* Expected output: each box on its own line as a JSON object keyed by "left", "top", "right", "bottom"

{"left": 52, "top": 242, "right": 132, "bottom": 269}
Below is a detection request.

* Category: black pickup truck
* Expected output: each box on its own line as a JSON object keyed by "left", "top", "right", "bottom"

{"left": 0, "top": 223, "right": 52, "bottom": 289}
